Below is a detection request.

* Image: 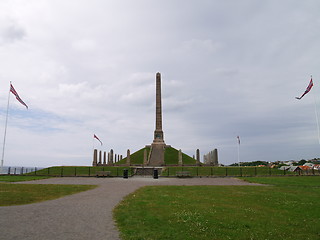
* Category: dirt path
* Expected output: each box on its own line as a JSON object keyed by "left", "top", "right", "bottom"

{"left": 0, "top": 177, "right": 261, "bottom": 240}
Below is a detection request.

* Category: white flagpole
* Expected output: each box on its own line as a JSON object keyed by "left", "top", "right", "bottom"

{"left": 237, "top": 144, "right": 240, "bottom": 167}
{"left": 237, "top": 136, "right": 240, "bottom": 167}
{"left": 311, "top": 76, "right": 320, "bottom": 145}
{"left": 1, "top": 82, "right": 11, "bottom": 174}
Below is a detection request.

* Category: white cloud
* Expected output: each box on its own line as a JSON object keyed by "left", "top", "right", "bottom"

{"left": 1, "top": 0, "right": 320, "bottom": 167}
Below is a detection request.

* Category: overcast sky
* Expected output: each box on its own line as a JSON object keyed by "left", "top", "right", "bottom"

{"left": 1, "top": 0, "right": 320, "bottom": 167}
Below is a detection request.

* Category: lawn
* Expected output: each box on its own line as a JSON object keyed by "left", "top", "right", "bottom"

{"left": 241, "top": 176, "right": 320, "bottom": 186}
{"left": 0, "top": 175, "right": 50, "bottom": 182}
{"left": 0, "top": 183, "right": 96, "bottom": 206}
{"left": 114, "top": 176, "right": 320, "bottom": 240}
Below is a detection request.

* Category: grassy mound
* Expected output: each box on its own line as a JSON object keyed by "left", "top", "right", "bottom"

{"left": 115, "top": 146, "right": 196, "bottom": 165}
{"left": 164, "top": 147, "right": 196, "bottom": 165}
{"left": 116, "top": 146, "right": 151, "bottom": 165}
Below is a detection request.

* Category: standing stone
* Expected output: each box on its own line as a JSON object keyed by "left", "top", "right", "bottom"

{"left": 203, "top": 154, "right": 208, "bottom": 164}
{"left": 148, "top": 72, "right": 166, "bottom": 166}
{"left": 115, "top": 154, "right": 117, "bottom": 163}
{"left": 143, "top": 149, "right": 148, "bottom": 165}
{"left": 213, "top": 148, "right": 218, "bottom": 166}
{"left": 103, "top": 151, "right": 106, "bottom": 165}
{"left": 98, "top": 151, "right": 102, "bottom": 165}
{"left": 203, "top": 149, "right": 219, "bottom": 166}
{"left": 110, "top": 149, "right": 114, "bottom": 165}
{"left": 126, "top": 149, "right": 131, "bottom": 166}
{"left": 178, "top": 149, "right": 183, "bottom": 166}
{"left": 92, "top": 149, "right": 98, "bottom": 166}
{"left": 196, "top": 149, "right": 200, "bottom": 165}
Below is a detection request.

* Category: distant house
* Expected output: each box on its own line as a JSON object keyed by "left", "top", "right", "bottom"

{"left": 288, "top": 166, "right": 301, "bottom": 172}
{"left": 313, "top": 164, "right": 320, "bottom": 170}
{"left": 279, "top": 166, "right": 291, "bottom": 171}
{"left": 299, "top": 165, "right": 312, "bottom": 171}
{"left": 303, "top": 163, "right": 314, "bottom": 168}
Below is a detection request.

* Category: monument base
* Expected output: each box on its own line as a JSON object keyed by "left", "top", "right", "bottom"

{"left": 148, "top": 143, "right": 166, "bottom": 166}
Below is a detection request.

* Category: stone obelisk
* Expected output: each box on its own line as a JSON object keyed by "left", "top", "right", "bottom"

{"left": 148, "top": 72, "right": 166, "bottom": 166}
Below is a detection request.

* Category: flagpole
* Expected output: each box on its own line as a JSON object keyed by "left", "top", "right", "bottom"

{"left": 237, "top": 141, "right": 240, "bottom": 167}
{"left": 237, "top": 136, "right": 240, "bottom": 167}
{"left": 311, "top": 76, "right": 320, "bottom": 145}
{"left": 93, "top": 135, "right": 95, "bottom": 152}
{"left": 1, "top": 82, "right": 11, "bottom": 174}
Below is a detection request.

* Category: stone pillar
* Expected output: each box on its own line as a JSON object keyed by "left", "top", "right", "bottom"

{"left": 213, "top": 149, "right": 218, "bottom": 166}
{"left": 204, "top": 152, "right": 208, "bottom": 164}
{"left": 93, "top": 149, "right": 98, "bottom": 166}
{"left": 143, "top": 149, "right": 148, "bottom": 165}
{"left": 109, "top": 149, "right": 114, "bottom": 165}
{"left": 153, "top": 72, "right": 164, "bottom": 143}
{"left": 126, "top": 149, "right": 131, "bottom": 166}
{"left": 149, "top": 73, "right": 166, "bottom": 166}
{"left": 103, "top": 151, "right": 106, "bottom": 165}
{"left": 178, "top": 149, "right": 183, "bottom": 166}
{"left": 196, "top": 149, "right": 200, "bottom": 165}
{"left": 98, "top": 150, "right": 102, "bottom": 165}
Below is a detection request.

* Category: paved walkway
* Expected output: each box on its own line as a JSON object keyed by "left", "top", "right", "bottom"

{"left": 0, "top": 177, "right": 262, "bottom": 240}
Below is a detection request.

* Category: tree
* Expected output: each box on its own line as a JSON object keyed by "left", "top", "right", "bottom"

{"left": 297, "top": 159, "right": 307, "bottom": 165}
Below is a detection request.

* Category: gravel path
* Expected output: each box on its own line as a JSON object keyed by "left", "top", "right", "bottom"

{"left": 0, "top": 177, "right": 262, "bottom": 240}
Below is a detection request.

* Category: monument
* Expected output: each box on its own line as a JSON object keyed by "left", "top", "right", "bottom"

{"left": 147, "top": 72, "right": 167, "bottom": 166}
{"left": 92, "top": 72, "right": 204, "bottom": 168}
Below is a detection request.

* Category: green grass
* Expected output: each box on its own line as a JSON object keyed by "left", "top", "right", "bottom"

{"left": 242, "top": 176, "right": 320, "bottom": 187}
{"left": 117, "top": 147, "right": 151, "bottom": 165}
{"left": 116, "top": 146, "right": 196, "bottom": 165}
{"left": 114, "top": 176, "right": 320, "bottom": 240}
{"left": 163, "top": 147, "right": 196, "bottom": 165}
{"left": 0, "top": 183, "right": 97, "bottom": 206}
{"left": 0, "top": 175, "right": 50, "bottom": 182}
{"left": 31, "top": 166, "right": 132, "bottom": 176}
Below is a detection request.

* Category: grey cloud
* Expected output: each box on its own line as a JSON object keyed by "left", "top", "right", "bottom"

{"left": 0, "top": 20, "right": 26, "bottom": 45}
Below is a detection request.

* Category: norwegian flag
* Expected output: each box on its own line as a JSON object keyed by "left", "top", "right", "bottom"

{"left": 296, "top": 78, "right": 313, "bottom": 100}
{"left": 10, "top": 84, "right": 28, "bottom": 109}
{"left": 94, "top": 134, "right": 103, "bottom": 145}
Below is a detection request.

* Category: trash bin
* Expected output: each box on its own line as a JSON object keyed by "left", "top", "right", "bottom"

{"left": 123, "top": 169, "right": 128, "bottom": 179}
{"left": 153, "top": 169, "right": 158, "bottom": 179}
